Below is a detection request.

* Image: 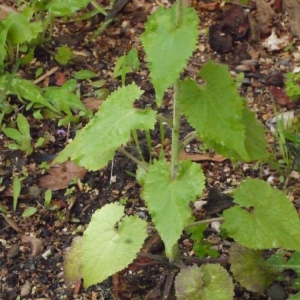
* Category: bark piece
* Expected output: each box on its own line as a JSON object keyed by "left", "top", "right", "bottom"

{"left": 283, "top": 0, "right": 300, "bottom": 39}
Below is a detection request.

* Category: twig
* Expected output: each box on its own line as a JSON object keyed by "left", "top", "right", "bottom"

{"left": 33, "top": 66, "right": 59, "bottom": 84}
{"left": 162, "top": 270, "right": 177, "bottom": 299}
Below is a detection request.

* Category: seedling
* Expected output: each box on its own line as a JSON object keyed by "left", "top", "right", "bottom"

{"left": 113, "top": 47, "right": 140, "bottom": 86}
{"left": 3, "top": 114, "right": 33, "bottom": 156}
{"left": 44, "top": 189, "right": 52, "bottom": 208}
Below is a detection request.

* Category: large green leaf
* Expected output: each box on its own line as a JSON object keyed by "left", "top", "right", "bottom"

{"left": 230, "top": 243, "right": 279, "bottom": 293}
{"left": 82, "top": 203, "right": 147, "bottom": 287}
{"left": 222, "top": 179, "right": 300, "bottom": 250}
{"left": 175, "top": 264, "right": 234, "bottom": 300}
{"left": 178, "top": 61, "right": 267, "bottom": 161}
{"left": 141, "top": 4, "right": 198, "bottom": 106}
{"left": 54, "top": 83, "right": 156, "bottom": 171}
{"left": 46, "top": 0, "right": 91, "bottom": 16}
{"left": 142, "top": 159, "right": 205, "bottom": 257}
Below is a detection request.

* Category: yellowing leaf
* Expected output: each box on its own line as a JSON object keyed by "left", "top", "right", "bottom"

{"left": 141, "top": 4, "right": 198, "bottom": 106}
{"left": 175, "top": 264, "right": 234, "bottom": 300}
{"left": 230, "top": 243, "right": 279, "bottom": 293}
{"left": 142, "top": 159, "right": 205, "bottom": 257}
{"left": 223, "top": 179, "right": 300, "bottom": 250}
{"left": 64, "top": 237, "right": 83, "bottom": 287}
{"left": 82, "top": 203, "right": 147, "bottom": 288}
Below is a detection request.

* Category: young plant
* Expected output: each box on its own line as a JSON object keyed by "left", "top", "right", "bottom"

{"left": 113, "top": 47, "right": 140, "bottom": 86}
{"left": 3, "top": 114, "right": 33, "bottom": 156}
{"left": 285, "top": 72, "right": 300, "bottom": 101}
{"left": 55, "top": 0, "right": 300, "bottom": 297}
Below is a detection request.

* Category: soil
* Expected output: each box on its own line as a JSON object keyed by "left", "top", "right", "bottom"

{"left": 1, "top": 0, "right": 300, "bottom": 299}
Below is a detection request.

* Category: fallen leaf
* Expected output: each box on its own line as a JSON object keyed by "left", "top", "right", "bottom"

{"left": 0, "top": 5, "right": 18, "bottom": 20}
{"left": 21, "top": 235, "right": 44, "bottom": 258}
{"left": 20, "top": 280, "right": 32, "bottom": 297}
{"left": 179, "top": 151, "right": 227, "bottom": 162}
{"left": 269, "top": 86, "right": 294, "bottom": 107}
{"left": 82, "top": 97, "right": 104, "bottom": 110}
{"left": 38, "top": 161, "right": 87, "bottom": 191}
{"left": 1, "top": 213, "right": 19, "bottom": 232}
{"left": 262, "top": 30, "right": 290, "bottom": 51}
{"left": 7, "top": 243, "right": 20, "bottom": 258}
{"left": 55, "top": 72, "right": 67, "bottom": 86}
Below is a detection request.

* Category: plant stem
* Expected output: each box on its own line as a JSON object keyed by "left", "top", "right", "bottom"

{"left": 184, "top": 217, "right": 224, "bottom": 229}
{"left": 176, "top": 0, "right": 183, "bottom": 27}
{"left": 118, "top": 147, "right": 149, "bottom": 171}
{"left": 171, "top": 80, "right": 181, "bottom": 180}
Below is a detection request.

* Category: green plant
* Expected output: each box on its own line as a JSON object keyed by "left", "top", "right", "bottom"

{"left": 55, "top": 46, "right": 73, "bottom": 65}
{"left": 55, "top": 1, "right": 300, "bottom": 298}
{"left": 285, "top": 72, "right": 300, "bottom": 101}
{"left": 113, "top": 47, "right": 140, "bottom": 86}
{"left": 44, "top": 189, "right": 52, "bottom": 208}
{"left": 3, "top": 114, "right": 33, "bottom": 155}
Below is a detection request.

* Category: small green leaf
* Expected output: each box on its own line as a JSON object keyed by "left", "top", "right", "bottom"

{"left": 82, "top": 203, "right": 147, "bottom": 288}
{"left": 127, "top": 48, "right": 139, "bottom": 70}
{"left": 54, "top": 83, "right": 156, "bottom": 171}
{"left": 268, "top": 251, "right": 300, "bottom": 273}
{"left": 141, "top": 4, "right": 199, "bottom": 106}
{"left": 55, "top": 46, "right": 73, "bottom": 65}
{"left": 175, "top": 264, "right": 234, "bottom": 300}
{"left": 288, "top": 293, "right": 300, "bottom": 300}
{"left": 22, "top": 207, "right": 37, "bottom": 217}
{"left": 12, "top": 79, "right": 58, "bottom": 112}
{"left": 142, "top": 159, "right": 205, "bottom": 257}
{"left": 13, "top": 176, "right": 21, "bottom": 211}
{"left": 43, "top": 88, "right": 86, "bottom": 113}
{"left": 46, "top": 0, "right": 91, "bottom": 16}
{"left": 222, "top": 179, "right": 300, "bottom": 250}
{"left": 74, "top": 70, "right": 97, "bottom": 80}
{"left": 64, "top": 236, "right": 83, "bottom": 287}
{"left": 44, "top": 189, "right": 52, "bottom": 207}
{"left": 230, "top": 243, "right": 279, "bottom": 293}
{"left": 88, "top": 79, "right": 106, "bottom": 88}
{"left": 3, "top": 128, "right": 22, "bottom": 141}
{"left": 17, "top": 114, "right": 30, "bottom": 137}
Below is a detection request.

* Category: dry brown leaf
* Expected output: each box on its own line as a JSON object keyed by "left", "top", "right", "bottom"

{"left": 21, "top": 235, "right": 44, "bottom": 258}
{"left": 38, "top": 161, "right": 87, "bottom": 191}
{"left": 1, "top": 213, "right": 19, "bottom": 232}
{"left": 82, "top": 97, "right": 104, "bottom": 110}
{"left": 20, "top": 280, "right": 32, "bottom": 297}
{"left": 0, "top": 5, "right": 18, "bottom": 20}
{"left": 55, "top": 72, "right": 67, "bottom": 86}
{"left": 179, "top": 151, "right": 227, "bottom": 162}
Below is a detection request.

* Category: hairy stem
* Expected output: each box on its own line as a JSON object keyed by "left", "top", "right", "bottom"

{"left": 176, "top": 0, "right": 183, "bottom": 27}
{"left": 171, "top": 80, "right": 181, "bottom": 180}
{"left": 118, "top": 147, "right": 149, "bottom": 171}
{"left": 185, "top": 217, "right": 224, "bottom": 229}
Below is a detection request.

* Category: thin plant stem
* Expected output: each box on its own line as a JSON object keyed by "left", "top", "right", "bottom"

{"left": 145, "top": 129, "right": 152, "bottom": 164}
{"left": 171, "top": 80, "right": 181, "bottom": 180}
{"left": 118, "top": 147, "right": 149, "bottom": 171}
{"left": 176, "top": 0, "right": 183, "bottom": 27}
{"left": 131, "top": 129, "right": 145, "bottom": 162}
{"left": 184, "top": 217, "right": 224, "bottom": 229}
{"left": 159, "top": 120, "right": 165, "bottom": 158}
